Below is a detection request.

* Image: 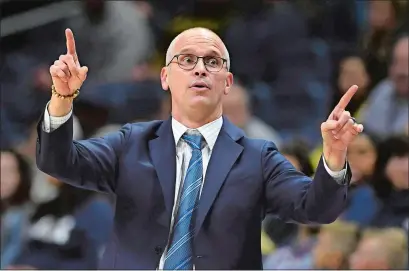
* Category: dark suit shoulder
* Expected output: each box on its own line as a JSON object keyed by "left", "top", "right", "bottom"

{"left": 127, "top": 120, "right": 164, "bottom": 136}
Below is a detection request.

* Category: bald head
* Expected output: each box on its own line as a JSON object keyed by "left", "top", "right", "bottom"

{"left": 160, "top": 27, "right": 234, "bottom": 128}
{"left": 166, "top": 27, "right": 230, "bottom": 70}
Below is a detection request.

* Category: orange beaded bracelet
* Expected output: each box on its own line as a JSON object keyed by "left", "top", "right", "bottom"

{"left": 51, "top": 85, "right": 80, "bottom": 100}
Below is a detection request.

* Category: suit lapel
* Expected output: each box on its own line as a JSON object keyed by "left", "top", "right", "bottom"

{"left": 148, "top": 118, "right": 176, "bottom": 227}
{"left": 195, "top": 117, "right": 244, "bottom": 235}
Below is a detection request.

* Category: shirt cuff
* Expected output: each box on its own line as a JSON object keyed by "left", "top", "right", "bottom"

{"left": 42, "top": 101, "right": 73, "bottom": 133}
{"left": 322, "top": 156, "right": 347, "bottom": 184}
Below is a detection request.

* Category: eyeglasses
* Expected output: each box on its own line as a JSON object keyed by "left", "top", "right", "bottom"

{"left": 166, "top": 54, "right": 228, "bottom": 72}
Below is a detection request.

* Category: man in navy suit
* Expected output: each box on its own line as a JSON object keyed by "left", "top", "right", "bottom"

{"left": 37, "top": 27, "right": 364, "bottom": 269}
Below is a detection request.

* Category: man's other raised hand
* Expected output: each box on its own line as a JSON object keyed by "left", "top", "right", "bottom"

{"left": 49, "top": 28, "right": 88, "bottom": 96}
{"left": 48, "top": 29, "right": 88, "bottom": 116}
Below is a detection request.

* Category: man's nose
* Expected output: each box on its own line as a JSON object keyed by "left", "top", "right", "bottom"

{"left": 193, "top": 58, "right": 208, "bottom": 76}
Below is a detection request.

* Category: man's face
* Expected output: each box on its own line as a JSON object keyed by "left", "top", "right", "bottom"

{"left": 368, "top": 1, "right": 395, "bottom": 30}
{"left": 349, "top": 238, "right": 389, "bottom": 269}
{"left": 338, "top": 57, "right": 370, "bottom": 95}
{"left": 161, "top": 29, "right": 233, "bottom": 119}
{"left": 312, "top": 231, "right": 343, "bottom": 269}
{"left": 222, "top": 85, "right": 250, "bottom": 128}
{"left": 390, "top": 37, "right": 409, "bottom": 96}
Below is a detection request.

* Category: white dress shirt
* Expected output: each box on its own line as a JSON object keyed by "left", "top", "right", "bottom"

{"left": 42, "top": 104, "right": 346, "bottom": 269}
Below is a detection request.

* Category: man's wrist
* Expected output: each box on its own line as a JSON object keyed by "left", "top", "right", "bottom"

{"left": 323, "top": 145, "right": 347, "bottom": 171}
{"left": 48, "top": 95, "right": 73, "bottom": 117}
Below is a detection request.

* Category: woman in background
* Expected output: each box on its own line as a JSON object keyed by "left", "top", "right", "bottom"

{"left": 12, "top": 179, "right": 114, "bottom": 269}
{"left": 361, "top": 0, "right": 407, "bottom": 89}
{"left": 263, "top": 140, "right": 318, "bottom": 269}
{"left": 1, "top": 150, "right": 33, "bottom": 269}
{"left": 370, "top": 135, "right": 409, "bottom": 230}
{"left": 331, "top": 52, "right": 371, "bottom": 118}
{"left": 340, "top": 132, "right": 380, "bottom": 226}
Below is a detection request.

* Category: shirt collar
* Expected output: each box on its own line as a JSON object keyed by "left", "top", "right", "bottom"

{"left": 171, "top": 116, "right": 223, "bottom": 150}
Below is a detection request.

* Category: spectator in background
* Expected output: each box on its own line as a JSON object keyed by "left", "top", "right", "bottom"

{"left": 280, "top": 140, "right": 315, "bottom": 178}
{"left": 294, "top": 0, "right": 359, "bottom": 46}
{"left": 263, "top": 140, "right": 314, "bottom": 246}
{"left": 312, "top": 221, "right": 359, "bottom": 270}
{"left": 349, "top": 227, "right": 408, "bottom": 269}
{"left": 346, "top": 133, "right": 378, "bottom": 184}
{"left": 222, "top": 82, "right": 282, "bottom": 258}
{"left": 361, "top": 0, "right": 406, "bottom": 89}
{"left": 1, "top": 22, "right": 69, "bottom": 150}
{"left": 222, "top": 82, "right": 282, "bottom": 147}
{"left": 263, "top": 224, "right": 319, "bottom": 270}
{"left": 263, "top": 140, "right": 317, "bottom": 269}
{"left": 223, "top": 1, "right": 332, "bottom": 146}
{"left": 332, "top": 53, "right": 371, "bottom": 117}
{"left": 370, "top": 135, "right": 409, "bottom": 230}
{"left": 12, "top": 115, "right": 84, "bottom": 205}
{"left": 359, "top": 34, "right": 408, "bottom": 138}
{"left": 12, "top": 180, "right": 114, "bottom": 270}
{"left": 66, "top": 0, "right": 154, "bottom": 87}
{"left": 1, "top": 150, "right": 33, "bottom": 269}
{"left": 340, "top": 133, "right": 379, "bottom": 226}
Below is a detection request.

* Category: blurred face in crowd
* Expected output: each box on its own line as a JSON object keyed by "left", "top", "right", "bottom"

{"left": 347, "top": 134, "right": 377, "bottom": 183}
{"left": 222, "top": 84, "right": 250, "bottom": 128}
{"left": 349, "top": 237, "right": 390, "bottom": 269}
{"left": 313, "top": 231, "right": 345, "bottom": 269}
{"left": 338, "top": 56, "right": 370, "bottom": 97}
{"left": 368, "top": 1, "right": 396, "bottom": 30}
{"left": 385, "top": 154, "right": 409, "bottom": 190}
{"left": 161, "top": 28, "right": 233, "bottom": 126}
{"left": 1, "top": 151, "right": 21, "bottom": 200}
{"left": 389, "top": 36, "right": 409, "bottom": 96}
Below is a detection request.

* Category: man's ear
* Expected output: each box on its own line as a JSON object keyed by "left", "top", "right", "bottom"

{"left": 224, "top": 72, "right": 234, "bottom": 95}
{"left": 161, "top": 67, "right": 169, "bottom": 91}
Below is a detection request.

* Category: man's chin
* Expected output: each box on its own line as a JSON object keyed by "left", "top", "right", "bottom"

{"left": 189, "top": 96, "right": 213, "bottom": 106}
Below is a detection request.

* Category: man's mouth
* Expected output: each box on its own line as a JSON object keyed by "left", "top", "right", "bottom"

{"left": 190, "top": 81, "right": 210, "bottom": 90}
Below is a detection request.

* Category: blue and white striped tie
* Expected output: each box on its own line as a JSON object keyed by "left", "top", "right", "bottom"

{"left": 163, "top": 132, "right": 204, "bottom": 270}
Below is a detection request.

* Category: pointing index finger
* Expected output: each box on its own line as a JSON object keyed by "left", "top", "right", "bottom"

{"left": 65, "top": 28, "right": 77, "bottom": 60}
{"left": 337, "top": 85, "right": 358, "bottom": 110}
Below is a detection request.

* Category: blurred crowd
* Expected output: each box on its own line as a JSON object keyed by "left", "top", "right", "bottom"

{"left": 1, "top": 0, "right": 408, "bottom": 269}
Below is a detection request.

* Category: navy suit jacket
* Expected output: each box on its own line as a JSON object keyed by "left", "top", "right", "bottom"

{"left": 36, "top": 115, "right": 351, "bottom": 269}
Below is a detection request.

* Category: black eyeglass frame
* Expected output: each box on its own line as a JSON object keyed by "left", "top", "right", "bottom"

{"left": 166, "top": 54, "right": 229, "bottom": 72}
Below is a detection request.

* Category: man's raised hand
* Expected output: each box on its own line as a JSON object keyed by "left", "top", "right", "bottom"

{"left": 321, "top": 85, "right": 364, "bottom": 171}
{"left": 49, "top": 29, "right": 88, "bottom": 95}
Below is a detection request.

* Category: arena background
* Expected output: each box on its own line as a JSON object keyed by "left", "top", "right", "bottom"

{"left": 1, "top": 0, "right": 408, "bottom": 269}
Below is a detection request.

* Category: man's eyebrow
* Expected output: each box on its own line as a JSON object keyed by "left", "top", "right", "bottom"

{"left": 178, "top": 48, "right": 223, "bottom": 57}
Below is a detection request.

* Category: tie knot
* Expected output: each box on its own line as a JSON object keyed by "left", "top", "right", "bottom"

{"left": 182, "top": 131, "right": 203, "bottom": 150}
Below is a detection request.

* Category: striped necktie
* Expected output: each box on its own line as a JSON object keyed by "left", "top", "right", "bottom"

{"left": 163, "top": 131, "right": 204, "bottom": 270}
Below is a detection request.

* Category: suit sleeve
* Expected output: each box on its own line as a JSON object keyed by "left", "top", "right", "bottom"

{"left": 262, "top": 141, "right": 351, "bottom": 224}
{"left": 36, "top": 113, "right": 132, "bottom": 194}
